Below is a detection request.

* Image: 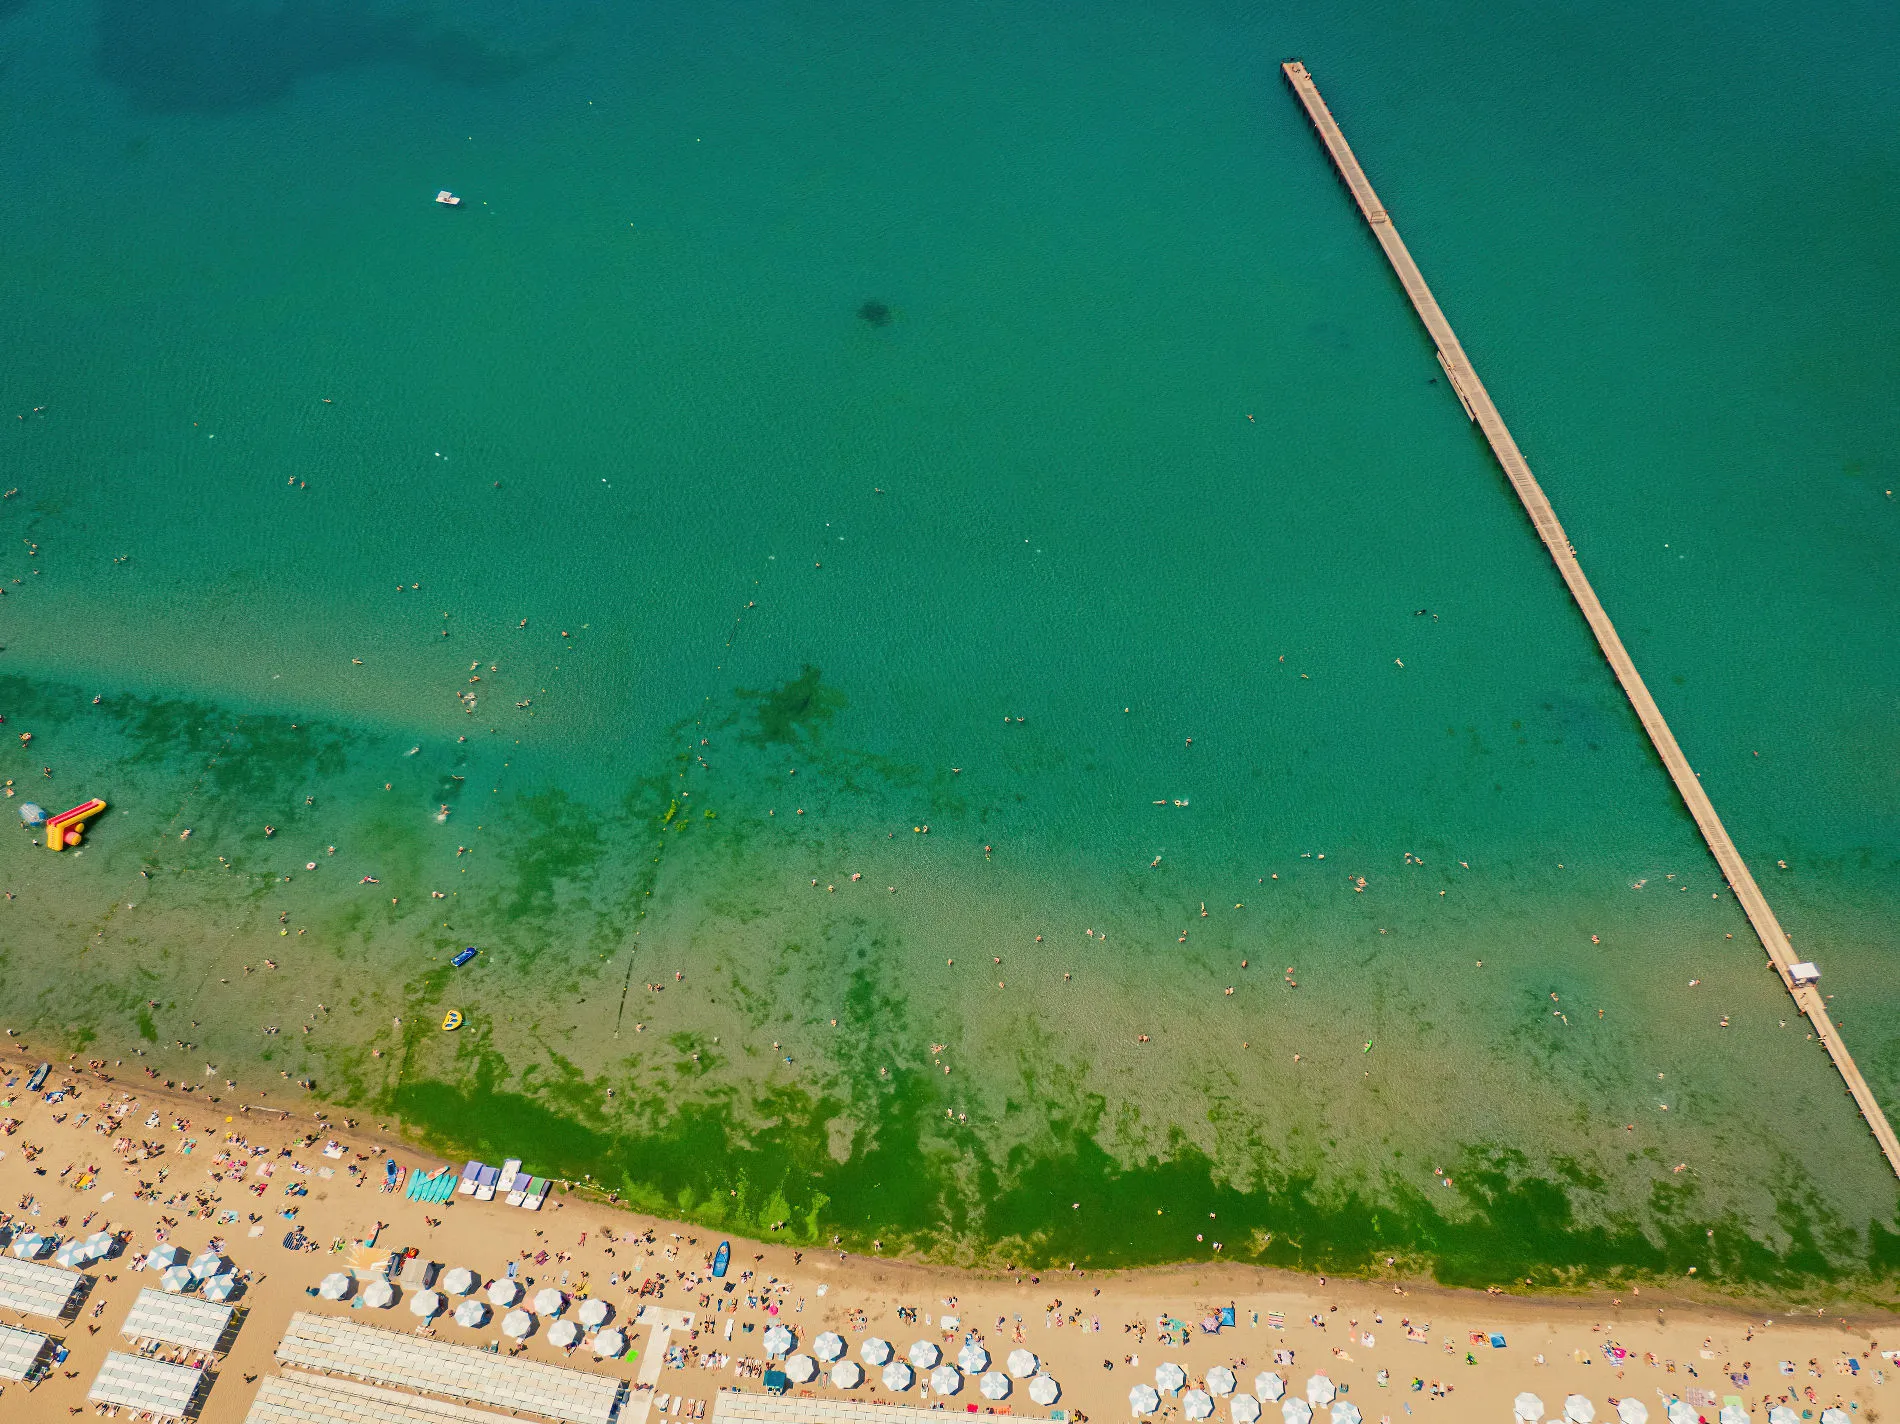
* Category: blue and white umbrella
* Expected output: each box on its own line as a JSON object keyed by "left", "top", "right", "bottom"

{"left": 1282, "top": 1401, "right": 1313, "bottom": 1424}
{"left": 11, "top": 1233, "right": 47, "bottom": 1259}
{"left": 317, "top": 1272, "right": 352, "bottom": 1300}
{"left": 815, "top": 1332, "right": 846, "bottom": 1362}
{"left": 85, "top": 1231, "right": 116, "bottom": 1260}
{"left": 763, "top": 1323, "right": 795, "bottom": 1358}
{"left": 147, "top": 1244, "right": 186, "bottom": 1268}
{"left": 1256, "top": 1374, "right": 1286, "bottom": 1403}
{"left": 930, "top": 1365, "right": 962, "bottom": 1397}
{"left": 1156, "top": 1363, "right": 1187, "bottom": 1394}
{"left": 55, "top": 1239, "right": 90, "bottom": 1269}
{"left": 909, "top": 1339, "right": 940, "bottom": 1369}
{"left": 1130, "top": 1384, "right": 1160, "bottom": 1416}
{"left": 958, "top": 1341, "right": 989, "bottom": 1373}
{"left": 454, "top": 1299, "right": 488, "bottom": 1328}
{"left": 161, "top": 1264, "right": 197, "bottom": 1293}
{"left": 882, "top": 1361, "right": 913, "bottom": 1392}
{"left": 980, "top": 1371, "right": 1011, "bottom": 1401}
{"left": 1564, "top": 1397, "right": 1595, "bottom": 1424}
{"left": 202, "top": 1274, "right": 239, "bottom": 1303}
{"left": 1207, "top": 1367, "right": 1237, "bottom": 1397}
{"left": 190, "top": 1252, "right": 226, "bottom": 1280}
{"left": 1306, "top": 1376, "right": 1336, "bottom": 1407}
{"left": 1184, "top": 1389, "right": 1215, "bottom": 1420}
{"left": 1718, "top": 1408, "right": 1748, "bottom": 1424}
{"left": 1331, "top": 1403, "right": 1361, "bottom": 1424}
{"left": 861, "top": 1337, "right": 892, "bottom": 1366}
{"left": 1231, "top": 1394, "right": 1262, "bottom": 1423}
{"left": 1008, "top": 1349, "right": 1039, "bottom": 1379}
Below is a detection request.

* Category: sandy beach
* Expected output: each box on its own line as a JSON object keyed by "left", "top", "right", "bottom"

{"left": 0, "top": 1047, "right": 1892, "bottom": 1424}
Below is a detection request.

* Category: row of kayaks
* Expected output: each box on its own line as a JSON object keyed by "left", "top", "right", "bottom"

{"left": 459, "top": 1156, "right": 550, "bottom": 1209}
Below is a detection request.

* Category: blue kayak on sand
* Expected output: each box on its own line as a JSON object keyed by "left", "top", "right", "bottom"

{"left": 712, "top": 1241, "right": 730, "bottom": 1277}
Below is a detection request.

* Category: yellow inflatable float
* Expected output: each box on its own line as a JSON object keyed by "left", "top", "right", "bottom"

{"left": 45, "top": 798, "right": 106, "bottom": 852}
{"left": 441, "top": 1010, "right": 464, "bottom": 1031}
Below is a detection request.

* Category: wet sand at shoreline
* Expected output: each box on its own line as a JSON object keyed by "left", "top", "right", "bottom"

{"left": 1, "top": 1049, "right": 1893, "bottom": 1424}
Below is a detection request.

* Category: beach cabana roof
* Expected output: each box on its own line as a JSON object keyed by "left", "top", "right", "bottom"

{"left": 1130, "top": 1384, "right": 1161, "bottom": 1416}
{"left": 1231, "top": 1393, "right": 1262, "bottom": 1424}
{"left": 501, "top": 1308, "right": 534, "bottom": 1339}
{"left": 832, "top": 1360, "right": 863, "bottom": 1389}
{"left": 1029, "top": 1374, "right": 1062, "bottom": 1407}
{"left": 930, "top": 1364, "right": 962, "bottom": 1396}
{"left": 785, "top": 1354, "right": 818, "bottom": 1384}
{"left": 1256, "top": 1373, "right": 1286, "bottom": 1402}
{"left": 815, "top": 1331, "right": 846, "bottom": 1361}
{"left": 980, "top": 1370, "right": 1011, "bottom": 1400}
{"left": 881, "top": 1361, "right": 913, "bottom": 1392}
{"left": 957, "top": 1341, "right": 988, "bottom": 1372}
{"left": 861, "top": 1336, "right": 892, "bottom": 1365}
{"left": 1184, "top": 1389, "right": 1214, "bottom": 1420}
{"left": 909, "top": 1339, "right": 940, "bottom": 1368}
{"left": 1008, "top": 1348, "right": 1039, "bottom": 1378}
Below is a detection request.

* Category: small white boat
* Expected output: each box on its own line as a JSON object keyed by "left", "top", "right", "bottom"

{"left": 435, "top": 190, "right": 462, "bottom": 206}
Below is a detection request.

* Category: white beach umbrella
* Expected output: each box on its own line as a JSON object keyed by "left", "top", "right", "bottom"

{"left": 763, "top": 1323, "right": 796, "bottom": 1358}
{"left": 1516, "top": 1395, "right": 1547, "bottom": 1423}
{"left": 1157, "top": 1362, "right": 1188, "bottom": 1393}
{"left": 815, "top": 1332, "right": 846, "bottom": 1362}
{"left": 442, "top": 1267, "right": 477, "bottom": 1295}
{"left": 786, "top": 1354, "right": 818, "bottom": 1384}
{"left": 1030, "top": 1375, "right": 1062, "bottom": 1407}
{"left": 1615, "top": 1403, "right": 1649, "bottom": 1424}
{"left": 55, "top": 1240, "right": 89, "bottom": 1269}
{"left": 534, "top": 1287, "right": 565, "bottom": 1316}
{"left": 202, "top": 1274, "right": 238, "bottom": 1303}
{"left": 362, "top": 1280, "right": 396, "bottom": 1309}
{"left": 1232, "top": 1394, "right": 1262, "bottom": 1424}
{"left": 882, "top": 1360, "right": 914, "bottom": 1391}
{"left": 1283, "top": 1401, "right": 1314, "bottom": 1424}
{"left": 1718, "top": 1407, "right": 1748, "bottom": 1424}
{"left": 958, "top": 1341, "right": 990, "bottom": 1372}
{"left": 577, "top": 1297, "right": 611, "bottom": 1329}
{"left": 1256, "top": 1373, "right": 1286, "bottom": 1403}
{"left": 453, "top": 1298, "right": 488, "bottom": 1328}
{"left": 550, "top": 1320, "right": 581, "bottom": 1349}
{"left": 190, "top": 1251, "right": 226, "bottom": 1280}
{"left": 1306, "top": 1375, "right": 1336, "bottom": 1407}
{"left": 861, "top": 1337, "right": 893, "bottom": 1365}
{"left": 1820, "top": 1412, "right": 1850, "bottom": 1424}
{"left": 1765, "top": 1410, "right": 1795, "bottom": 1424}
{"left": 161, "top": 1264, "right": 197, "bottom": 1293}
{"left": 1207, "top": 1367, "right": 1237, "bottom": 1397}
{"left": 317, "top": 1271, "right": 352, "bottom": 1300}
{"left": 501, "top": 1308, "right": 534, "bottom": 1339}
{"left": 1009, "top": 1349, "right": 1040, "bottom": 1378}
{"left": 980, "top": 1371, "right": 1012, "bottom": 1401}
{"left": 1331, "top": 1404, "right": 1361, "bottom": 1424}
{"left": 1565, "top": 1397, "right": 1595, "bottom": 1424}
{"left": 1130, "top": 1384, "right": 1161, "bottom": 1416}
{"left": 1185, "top": 1389, "right": 1216, "bottom": 1419}
{"left": 85, "top": 1231, "right": 116, "bottom": 1259}
{"left": 410, "top": 1288, "right": 443, "bottom": 1318}
{"left": 1665, "top": 1402, "right": 1696, "bottom": 1424}
{"left": 594, "top": 1328, "right": 627, "bottom": 1358}
{"left": 487, "top": 1278, "right": 522, "bottom": 1307}
{"left": 147, "top": 1243, "right": 185, "bottom": 1268}
{"left": 909, "top": 1339, "right": 941, "bottom": 1369}
{"left": 931, "top": 1365, "right": 962, "bottom": 1397}
{"left": 831, "top": 1360, "right": 864, "bottom": 1389}
{"left": 10, "top": 1232, "right": 46, "bottom": 1259}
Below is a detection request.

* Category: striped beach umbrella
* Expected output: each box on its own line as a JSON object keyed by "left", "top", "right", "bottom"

{"left": 1184, "top": 1389, "right": 1215, "bottom": 1420}
{"left": 763, "top": 1323, "right": 796, "bottom": 1358}
{"left": 1256, "top": 1373, "right": 1286, "bottom": 1403}
{"left": 1231, "top": 1394, "right": 1262, "bottom": 1423}
{"left": 161, "top": 1265, "right": 197, "bottom": 1293}
{"left": 1306, "top": 1375, "right": 1336, "bottom": 1406}
{"left": 1130, "top": 1384, "right": 1160, "bottom": 1416}
{"left": 980, "top": 1372, "right": 1011, "bottom": 1400}
{"left": 203, "top": 1274, "right": 239, "bottom": 1303}
{"left": 930, "top": 1365, "right": 962, "bottom": 1396}
{"left": 1156, "top": 1363, "right": 1187, "bottom": 1394}
{"left": 1282, "top": 1401, "right": 1313, "bottom": 1424}
{"left": 1207, "top": 1367, "right": 1237, "bottom": 1397}
{"left": 1330, "top": 1404, "right": 1361, "bottom": 1424}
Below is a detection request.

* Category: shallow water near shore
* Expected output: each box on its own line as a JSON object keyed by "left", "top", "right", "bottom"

{"left": 1, "top": 0, "right": 1898, "bottom": 1292}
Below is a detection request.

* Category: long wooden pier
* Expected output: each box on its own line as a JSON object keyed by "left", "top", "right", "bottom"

{"left": 1280, "top": 59, "right": 1900, "bottom": 1180}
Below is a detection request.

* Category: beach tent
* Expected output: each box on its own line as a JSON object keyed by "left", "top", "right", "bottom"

{"left": 594, "top": 1328, "right": 627, "bottom": 1358}
{"left": 815, "top": 1332, "right": 846, "bottom": 1362}
{"left": 1130, "top": 1384, "right": 1161, "bottom": 1416}
{"left": 1232, "top": 1394, "right": 1262, "bottom": 1424}
{"left": 764, "top": 1323, "right": 796, "bottom": 1358}
{"left": 147, "top": 1244, "right": 186, "bottom": 1269}
{"left": 1565, "top": 1396, "right": 1596, "bottom": 1424}
{"left": 958, "top": 1341, "right": 989, "bottom": 1372}
{"left": 161, "top": 1265, "right": 197, "bottom": 1293}
{"left": 550, "top": 1320, "right": 581, "bottom": 1349}
{"left": 1030, "top": 1377, "right": 1062, "bottom": 1407}
{"left": 85, "top": 1231, "right": 116, "bottom": 1260}
{"left": 409, "top": 1288, "right": 443, "bottom": 1318}
{"left": 1331, "top": 1404, "right": 1361, "bottom": 1424}
{"left": 882, "top": 1361, "right": 914, "bottom": 1392}
{"left": 1184, "top": 1389, "right": 1215, "bottom": 1419}
{"left": 910, "top": 1339, "right": 941, "bottom": 1369}
{"left": 1157, "top": 1363, "right": 1188, "bottom": 1393}
{"left": 1256, "top": 1373, "right": 1286, "bottom": 1403}
{"left": 1765, "top": 1409, "right": 1796, "bottom": 1424}
{"left": 833, "top": 1360, "right": 864, "bottom": 1389}
{"left": 1008, "top": 1349, "right": 1040, "bottom": 1378}
{"left": 190, "top": 1252, "right": 226, "bottom": 1280}
{"left": 862, "top": 1337, "right": 893, "bottom": 1365}
{"left": 534, "top": 1287, "right": 565, "bottom": 1316}
{"left": 1718, "top": 1408, "right": 1748, "bottom": 1424}
{"left": 1207, "top": 1367, "right": 1237, "bottom": 1397}
{"left": 980, "top": 1371, "right": 1012, "bottom": 1400}
{"left": 487, "top": 1278, "right": 522, "bottom": 1307}
{"left": 501, "top": 1309, "right": 534, "bottom": 1340}
{"left": 202, "top": 1274, "right": 239, "bottom": 1303}
{"left": 442, "top": 1267, "right": 477, "bottom": 1296}
{"left": 362, "top": 1280, "right": 396, "bottom": 1309}
{"left": 1282, "top": 1401, "right": 1313, "bottom": 1424}
{"left": 1306, "top": 1375, "right": 1337, "bottom": 1406}
{"left": 785, "top": 1354, "right": 818, "bottom": 1384}
{"left": 577, "top": 1297, "right": 612, "bottom": 1329}
{"left": 317, "top": 1272, "right": 353, "bottom": 1301}
{"left": 454, "top": 1299, "right": 489, "bottom": 1328}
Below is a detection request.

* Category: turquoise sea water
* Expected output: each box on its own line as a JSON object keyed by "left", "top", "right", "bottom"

{"left": 2, "top": 0, "right": 1898, "bottom": 1290}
